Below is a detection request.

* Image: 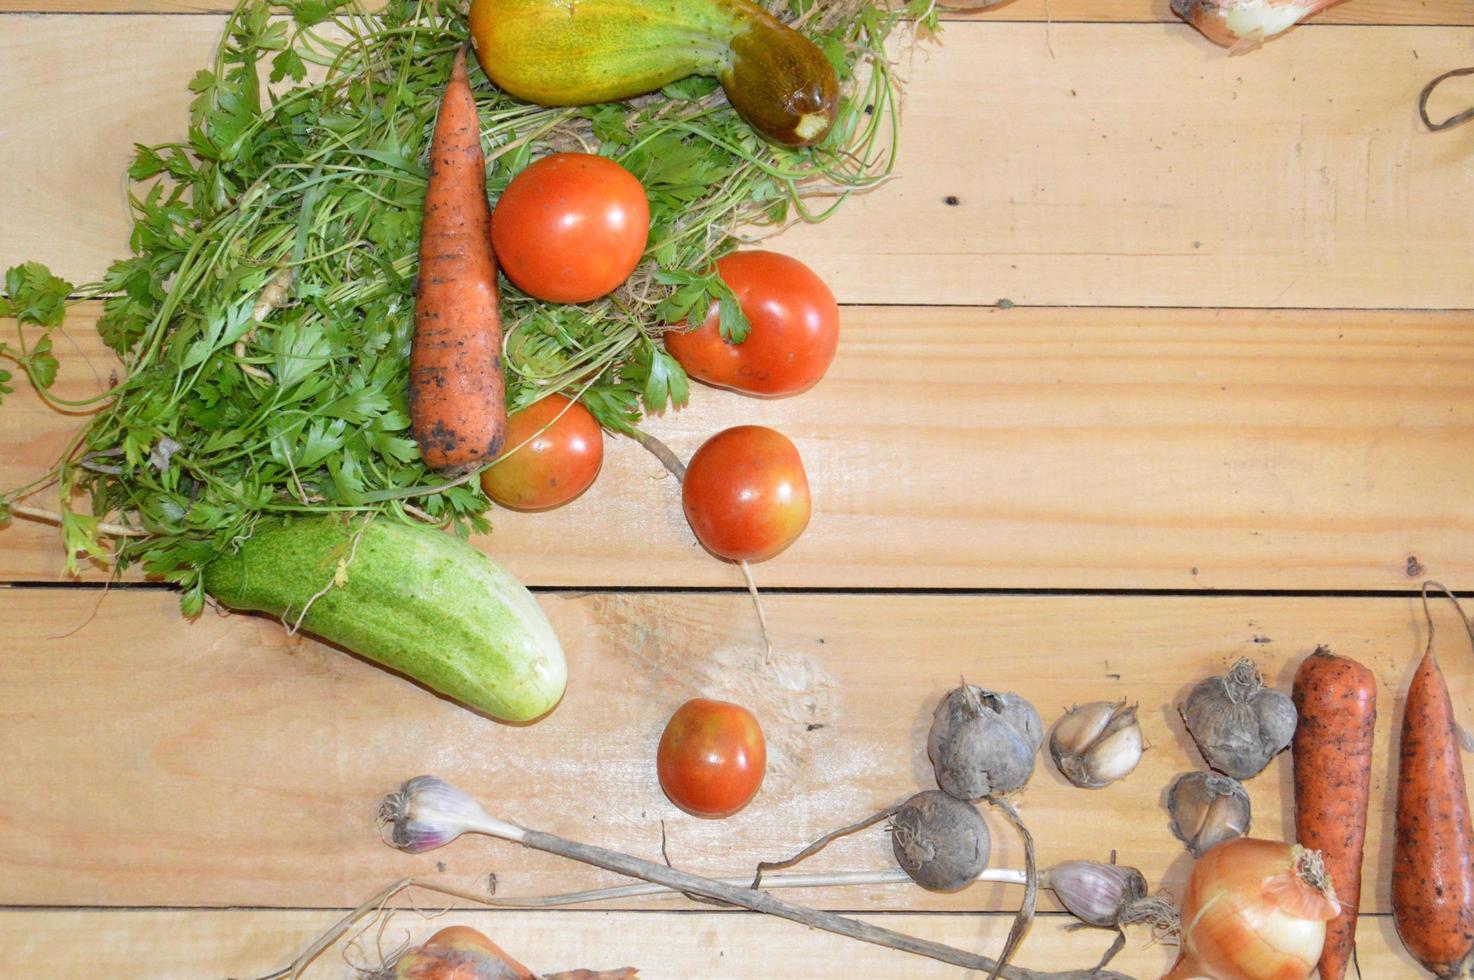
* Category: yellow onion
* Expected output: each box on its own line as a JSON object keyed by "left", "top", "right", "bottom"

{"left": 1165, "top": 837, "right": 1339, "bottom": 980}
{"left": 1170, "top": 0, "right": 1344, "bottom": 51}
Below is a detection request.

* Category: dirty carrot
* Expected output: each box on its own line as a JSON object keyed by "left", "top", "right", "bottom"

{"left": 1393, "top": 583, "right": 1474, "bottom": 977}
{"left": 409, "top": 46, "right": 506, "bottom": 475}
{"left": 1291, "top": 645, "right": 1376, "bottom": 980}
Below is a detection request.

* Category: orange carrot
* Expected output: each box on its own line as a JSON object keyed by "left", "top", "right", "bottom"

{"left": 1291, "top": 646, "right": 1375, "bottom": 980}
{"left": 1393, "top": 585, "right": 1474, "bottom": 978}
{"left": 409, "top": 46, "right": 506, "bottom": 474}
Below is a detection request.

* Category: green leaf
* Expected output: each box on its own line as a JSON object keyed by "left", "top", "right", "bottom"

{"left": 128, "top": 144, "right": 168, "bottom": 181}
{"left": 291, "top": 0, "right": 350, "bottom": 28}
{"left": 0, "top": 366, "right": 12, "bottom": 405}
{"left": 27, "top": 335, "right": 59, "bottom": 389}
{"left": 60, "top": 510, "right": 102, "bottom": 574}
{"left": 179, "top": 582, "right": 206, "bottom": 618}
{"left": 2, "top": 262, "right": 73, "bottom": 327}
{"left": 270, "top": 47, "right": 307, "bottom": 84}
{"left": 715, "top": 284, "right": 750, "bottom": 344}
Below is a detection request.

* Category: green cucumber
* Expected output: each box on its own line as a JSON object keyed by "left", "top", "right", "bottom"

{"left": 203, "top": 515, "right": 566, "bottom": 722}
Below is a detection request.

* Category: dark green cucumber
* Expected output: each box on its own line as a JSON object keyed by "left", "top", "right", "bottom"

{"left": 203, "top": 516, "right": 566, "bottom": 722}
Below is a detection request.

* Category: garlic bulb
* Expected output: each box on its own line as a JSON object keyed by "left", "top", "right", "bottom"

{"left": 1049, "top": 701, "right": 1144, "bottom": 789}
{"left": 1167, "top": 771, "right": 1252, "bottom": 857}
{"left": 1180, "top": 658, "right": 1296, "bottom": 779}
{"left": 927, "top": 684, "right": 1043, "bottom": 800}
{"left": 1171, "top": 0, "right": 1345, "bottom": 51}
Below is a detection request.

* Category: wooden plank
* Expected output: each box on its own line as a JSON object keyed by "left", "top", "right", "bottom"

{"left": 1, "top": 588, "right": 1468, "bottom": 913}
{"left": 6, "top": 305, "right": 1472, "bottom": 589}
{"left": 0, "top": 908, "right": 1432, "bottom": 978}
{"left": 3, "top": 18, "right": 1472, "bottom": 308}
{"left": 1, "top": 0, "right": 1467, "bottom": 25}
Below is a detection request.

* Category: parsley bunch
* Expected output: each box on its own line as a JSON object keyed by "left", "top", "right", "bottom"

{"left": 1, "top": 0, "right": 921, "bottom": 613}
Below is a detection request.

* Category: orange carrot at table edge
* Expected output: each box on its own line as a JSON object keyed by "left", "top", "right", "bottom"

{"left": 1291, "top": 645, "right": 1376, "bottom": 980}
{"left": 1393, "top": 583, "right": 1474, "bottom": 978}
{"left": 409, "top": 46, "right": 506, "bottom": 475}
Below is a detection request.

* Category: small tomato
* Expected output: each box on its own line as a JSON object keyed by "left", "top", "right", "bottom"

{"left": 681, "top": 425, "right": 810, "bottom": 562}
{"left": 657, "top": 698, "right": 766, "bottom": 818}
{"left": 491, "top": 153, "right": 649, "bottom": 303}
{"left": 481, "top": 395, "right": 604, "bottom": 511}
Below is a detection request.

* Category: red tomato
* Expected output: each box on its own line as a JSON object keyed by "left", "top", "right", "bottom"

{"left": 681, "top": 425, "right": 810, "bottom": 563}
{"left": 480, "top": 395, "right": 603, "bottom": 511}
{"left": 664, "top": 250, "right": 839, "bottom": 397}
{"left": 657, "top": 698, "right": 766, "bottom": 818}
{"left": 491, "top": 153, "right": 649, "bottom": 303}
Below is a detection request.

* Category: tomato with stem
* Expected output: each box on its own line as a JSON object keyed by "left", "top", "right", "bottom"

{"left": 658, "top": 698, "right": 767, "bottom": 818}
{"left": 491, "top": 152, "right": 649, "bottom": 303}
{"left": 481, "top": 394, "right": 604, "bottom": 511}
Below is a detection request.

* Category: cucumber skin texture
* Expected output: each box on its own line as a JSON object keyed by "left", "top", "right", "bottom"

{"left": 469, "top": 0, "right": 837, "bottom": 145}
{"left": 470, "top": 0, "right": 740, "bottom": 106}
{"left": 202, "top": 516, "right": 567, "bottom": 723}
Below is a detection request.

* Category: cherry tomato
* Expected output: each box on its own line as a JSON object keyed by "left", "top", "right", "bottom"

{"left": 681, "top": 425, "right": 810, "bottom": 563}
{"left": 664, "top": 250, "right": 839, "bottom": 397}
{"left": 480, "top": 394, "right": 604, "bottom": 511}
{"left": 491, "top": 152, "right": 649, "bottom": 304}
{"left": 657, "top": 698, "right": 767, "bottom": 818}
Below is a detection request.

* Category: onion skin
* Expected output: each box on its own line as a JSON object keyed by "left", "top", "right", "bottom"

{"left": 393, "top": 926, "right": 534, "bottom": 979}
{"left": 1171, "top": 0, "right": 1346, "bottom": 50}
{"left": 1164, "top": 838, "right": 1338, "bottom": 980}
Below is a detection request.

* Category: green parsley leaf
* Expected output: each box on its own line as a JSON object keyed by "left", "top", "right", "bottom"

{"left": 2, "top": 262, "right": 73, "bottom": 327}
{"left": 26, "top": 335, "right": 59, "bottom": 389}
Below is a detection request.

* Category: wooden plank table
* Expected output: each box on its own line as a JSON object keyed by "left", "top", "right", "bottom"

{"left": 1, "top": 2, "right": 1469, "bottom": 976}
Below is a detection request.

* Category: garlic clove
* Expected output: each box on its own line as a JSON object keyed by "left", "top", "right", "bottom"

{"left": 1046, "top": 860, "right": 1148, "bottom": 929}
{"left": 1167, "top": 771, "right": 1252, "bottom": 857}
{"left": 1085, "top": 712, "right": 1145, "bottom": 785}
{"left": 1051, "top": 701, "right": 1118, "bottom": 754}
{"left": 1049, "top": 701, "right": 1144, "bottom": 789}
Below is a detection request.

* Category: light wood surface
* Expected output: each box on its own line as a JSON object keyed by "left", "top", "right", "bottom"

{"left": 4, "top": 18, "right": 1473, "bottom": 308}
{"left": 0, "top": 0, "right": 1466, "bottom": 24}
{"left": 0, "top": 907, "right": 1434, "bottom": 978}
{"left": 3, "top": 4, "right": 1469, "bottom": 978}
{"left": 2, "top": 588, "right": 1468, "bottom": 916}
{"left": 7, "top": 305, "right": 1471, "bottom": 589}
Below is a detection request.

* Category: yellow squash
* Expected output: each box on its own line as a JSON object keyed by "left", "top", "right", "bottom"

{"left": 469, "top": 0, "right": 839, "bottom": 146}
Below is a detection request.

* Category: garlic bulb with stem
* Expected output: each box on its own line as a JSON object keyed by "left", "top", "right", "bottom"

{"left": 377, "top": 776, "right": 1132, "bottom": 980}
{"left": 1049, "top": 701, "right": 1144, "bottom": 789}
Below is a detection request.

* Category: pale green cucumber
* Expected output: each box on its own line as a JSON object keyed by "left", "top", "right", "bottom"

{"left": 202, "top": 516, "right": 566, "bottom": 722}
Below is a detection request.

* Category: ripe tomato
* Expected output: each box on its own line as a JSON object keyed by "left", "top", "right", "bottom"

{"left": 664, "top": 250, "right": 839, "bottom": 397}
{"left": 657, "top": 698, "right": 766, "bottom": 818}
{"left": 681, "top": 425, "right": 810, "bottom": 563}
{"left": 491, "top": 153, "right": 649, "bottom": 303}
{"left": 480, "top": 394, "right": 603, "bottom": 511}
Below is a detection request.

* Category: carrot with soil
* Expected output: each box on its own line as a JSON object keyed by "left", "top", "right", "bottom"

{"left": 409, "top": 46, "right": 506, "bottom": 475}
{"left": 1291, "top": 646, "right": 1376, "bottom": 980}
{"left": 1394, "top": 584, "right": 1474, "bottom": 977}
